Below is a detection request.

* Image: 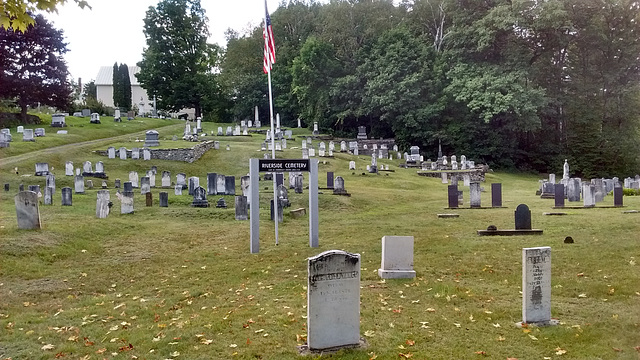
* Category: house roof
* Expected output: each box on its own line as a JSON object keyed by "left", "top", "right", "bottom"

{"left": 95, "top": 65, "right": 142, "bottom": 86}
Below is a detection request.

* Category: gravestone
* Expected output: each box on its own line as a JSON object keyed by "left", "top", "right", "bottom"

{"left": 159, "top": 192, "right": 169, "bottom": 207}
{"left": 302, "top": 148, "right": 309, "bottom": 159}
{"left": 217, "top": 127, "right": 223, "bottom": 136}
{"left": 515, "top": 204, "right": 532, "bottom": 230}
{"left": 95, "top": 161, "right": 104, "bottom": 174}
{"left": 28, "top": 185, "right": 40, "bottom": 194}
{"left": 65, "top": 161, "right": 74, "bottom": 176}
{"left": 522, "top": 246, "right": 552, "bottom": 325}
{"left": 349, "top": 161, "right": 356, "bottom": 170}
{"left": 207, "top": 173, "right": 217, "bottom": 195}
{"left": 83, "top": 161, "right": 92, "bottom": 174}
{"left": 22, "top": 129, "right": 35, "bottom": 141}
{"left": 447, "top": 185, "right": 458, "bottom": 208}
{"left": 567, "top": 178, "right": 581, "bottom": 202}
{"left": 216, "top": 174, "right": 226, "bottom": 195}
{"left": 90, "top": 113, "right": 100, "bottom": 123}
{"left": 35, "top": 162, "right": 49, "bottom": 176}
{"left": 276, "top": 173, "right": 284, "bottom": 188}
{"left": 241, "top": 176, "right": 251, "bottom": 200}
{"left": 114, "top": 179, "right": 121, "bottom": 189}
{"left": 14, "top": 191, "right": 41, "bottom": 229}
{"left": 74, "top": 175, "right": 85, "bottom": 194}
{"left": 174, "top": 184, "right": 183, "bottom": 195}
{"left": 140, "top": 177, "right": 151, "bottom": 194}
{"left": 162, "top": 171, "right": 171, "bottom": 187}
{"left": 46, "top": 174, "right": 55, "bottom": 193}
{"left": 312, "top": 121, "right": 319, "bottom": 136}
{"left": 146, "top": 192, "right": 153, "bottom": 207}
{"left": 144, "top": 130, "right": 160, "bottom": 147}
{"left": 549, "top": 173, "right": 556, "bottom": 184}
{"left": 562, "top": 159, "right": 569, "bottom": 180}
{"left": 614, "top": 187, "right": 623, "bottom": 207}
{"left": 225, "top": 176, "right": 236, "bottom": 195}
{"left": 592, "top": 178, "right": 605, "bottom": 203}
{"left": 441, "top": 172, "right": 448, "bottom": 184}
{"left": 119, "top": 147, "right": 127, "bottom": 160}
{"left": 4, "top": 183, "right": 9, "bottom": 192}
{"left": 235, "top": 196, "right": 248, "bottom": 220}
{"left": 131, "top": 148, "right": 140, "bottom": 160}
{"left": 327, "top": 172, "right": 334, "bottom": 189}
{"left": 491, "top": 183, "right": 502, "bottom": 207}
{"left": 44, "top": 186, "right": 53, "bottom": 205}
{"left": 583, "top": 184, "right": 595, "bottom": 207}
{"left": 107, "top": 147, "right": 116, "bottom": 159}
{"left": 51, "top": 113, "right": 66, "bottom": 127}
{"left": 188, "top": 176, "right": 200, "bottom": 196}
{"left": 96, "top": 190, "right": 110, "bottom": 218}
{"left": 129, "top": 171, "right": 139, "bottom": 188}
{"left": 307, "top": 250, "right": 361, "bottom": 350}
{"left": 295, "top": 174, "right": 304, "bottom": 194}
{"left": 19, "top": 184, "right": 24, "bottom": 191}
{"left": 123, "top": 181, "right": 133, "bottom": 193}
{"left": 470, "top": 182, "right": 481, "bottom": 208}
{"left": 216, "top": 197, "right": 227, "bottom": 208}
{"left": 61, "top": 187, "right": 72, "bottom": 206}
{"left": 226, "top": 126, "right": 233, "bottom": 136}
{"left": 101, "top": 181, "right": 107, "bottom": 189}
{"left": 86, "top": 180, "right": 93, "bottom": 189}
{"left": 333, "top": 176, "right": 347, "bottom": 195}
{"left": 277, "top": 184, "right": 289, "bottom": 208}
{"left": 143, "top": 148, "right": 151, "bottom": 161}
{"left": 147, "top": 170, "right": 156, "bottom": 187}
{"left": 463, "top": 174, "right": 470, "bottom": 187}
{"left": 378, "top": 236, "right": 415, "bottom": 279}
{"left": 270, "top": 199, "right": 283, "bottom": 222}
{"left": 120, "top": 191, "right": 134, "bottom": 214}
{"left": 34, "top": 128, "right": 45, "bottom": 137}
{"left": 554, "top": 184, "right": 565, "bottom": 208}
{"left": 176, "top": 173, "right": 187, "bottom": 189}
{"left": 356, "top": 126, "right": 367, "bottom": 140}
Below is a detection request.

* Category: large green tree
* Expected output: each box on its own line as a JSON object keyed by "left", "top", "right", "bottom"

{"left": 137, "top": 0, "right": 217, "bottom": 118}
{"left": 0, "top": 14, "right": 72, "bottom": 120}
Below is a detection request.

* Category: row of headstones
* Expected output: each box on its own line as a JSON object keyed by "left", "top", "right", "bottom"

{"left": 447, "top": 183, "right": 503, "bottom": 208}
{"left": 553, "top": 183, "right": 624, "bottom": 207}
{"left": 60, "top": 161, "right": 107, "bottom": 176}
{"left": 304, "top": 242, "right": 553, "bottom": 350}
{"left": 541, "top": 176, "right": 621, "bottom": 202}
{"left": 440, "top": 172, "right": 475, "bottom": 186}
{"left": 107, "top": 146, "right": 152, "bottom": 160}
{"left": 421, "top": 155, "right": 476, "bottom": 170}
{"left": 0, "top": 128, "right": 45, "bottom": 143}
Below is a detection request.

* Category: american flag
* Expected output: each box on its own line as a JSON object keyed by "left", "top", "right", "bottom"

{"left": 263, "top": 1, "right": 276, "bottom": 73}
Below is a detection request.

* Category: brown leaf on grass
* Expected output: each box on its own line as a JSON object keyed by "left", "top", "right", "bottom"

{"left": 507, "top": 358, "right": 518, "bottom": 360}
{"left": 369, "top": 352, "right": 378, "bottom": 360}
{"left": 474, "top": 351, "right": 487, "bottom": 355}
{"left": 246, "top": 338, "right": 251, "bottom": 345}
{"left": 54, "top": 352, "right": 66, "bottom": 358}
{"left": 406, "top": 339, "right": 415, "bottom": 346}
{"left": 83, "top": 337, "right": 94, "bottom": 346}
{"left": 398, "top": 352, "right": 413, "bottom": 358}
{"left": 41, "top": 344, "right": 55, "bottom": 350}
{"left": 118, "top": 343, "right": 133, "bottom": 352}
{"left": 96, "top": 348, "right": 106, "bottom": 354}
{"left": 555, "top": 347, "right": 567, "bottom": 355}
{"left": 154, "top": 313, "right": 160, "bottom": 322}
{"left": 634, "top": 346, "right": 640, "bottom": 352}
{"left": 612, "top": 348, "right": 622, "bottom": 352}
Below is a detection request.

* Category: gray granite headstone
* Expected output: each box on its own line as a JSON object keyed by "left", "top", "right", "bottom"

{"left": 114, "top": 179, "right": 121, "bottom": 189}
{"left": 119, "top": 147, "right": 127, "bottom": 160}
{"left": 333, "top": 176, "right": 346, "bottom": 195}
{"left": 583, "top": 184, "right": 595, "bottom": 207}
{"left": 191, "top": 186, "right": 209, "bottom": 207}
{"left": 522, "top": 247, "right": 552, "bottom": 325}
{"left": 162, "top": 171, "right": 171, "bottom": 188}
{"left": 108, "top": 147, "right": 116, "bottom": 159}
{"left": 567, "top": 178, "right": 581, "bottom": 202}
{"left": 515, "top": 204, "right": 532, "bottom": 230}
{"left": 235, "top": 195, "right": 248, "bottom": 220}
{"left": 140, "top": 177, "right": 151, "bottom": 194}
{"left": 83, "top": 161, "right": 92, "bottom": 174}
{"left": 491, "top": 183, "right": 502, "bottom": 207}
{"left": 216, "top": 174, "right": 226, "bottom": 195}
{"left": 95, "top": 161, "right": 104, "bottom": 174}
{"left": 144, "top": 130, "right": 160, "bottom": 147}
{"left": 44, "top": 186, "right": 53, "bottom": 205}
{"left": 46, "top": 174, "right": 55, "bottom": 193}
{"left": 448, "top": 185, "right": 458, "bottom": 208}
{"left": 225, "top": 176, "right": 236, "bottom": 195}
{"left": 22, "top": 129, "right": 35, "bottom": 141}
{"left": 28, "top": 185, "right": 40, "bottom": 194}
{"left": 174, "top": 184, "right": 183, "bottom": 196}
{"left": 65, "top": 161, "right": 74, "bottom": 176}
{"left": 159, "top": 192, "right": 169, "bottom": 207}
{"left": 307, "top": 250, "right": 361, "bottom": 350}
{"left": 15, "top": 191, "right": 41, "bottom": 229}
{"left": 176, "top": 173, "right": 187, "bottom": 189}
{"left": 96, "top": 190, "right": 110, "bottom": 218}
{"left": 614, "top": 187, "right": 623, "bottom": 207}
{"left": 123, "top": 181, "right": 133, "bottom": 193}
{"left": 131, "top": 148, "right": 140, "bottom": 160}
{"left": 143, "top": 148, "right": 151, "bottom": 161}
{"left": 35, "top": 162, "right": 49, "bottom": 176}
{"left": 129, "top": 171, "right": 139, "bottom": 188}
{"left": 120, "top": 191, "right": 134, "bottom": 214}
{"left": 327, "top": 172, "right": 334, "bottom": 189}
{"left": 61, "top": 187, "right": 72, "bottom": 206}
{"left": 554, "top": 184, "right": 565, "bottom": 207}
{"left": 74, "top": 175, "right": 85, "bottom": 194}
{"left": 470, "top": 182, "right": 481, "bottom": 208}
{"left": 188, "top": 176, "right": 199, "bottom": 195}
{"left": 207, "top": 173, "right": 217, "bottom": 195}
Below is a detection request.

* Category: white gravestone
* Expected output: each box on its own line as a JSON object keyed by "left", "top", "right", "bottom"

{"left": 162, "top": 171, "right": 171, "bottom": 187}
{"left": 15, "top": 191, "right": 41, "bottom": 230}
{"left": 83, "top": 161, "right": 92, "bottom": 174}
{"left": 74, "top": 175, "right": 85, "bottom": 194}
{"left": 307, "top": 250, "right": 361, "bottom": 350}
{"left": 108, "top": 147, "right": 116, "bottom": 159}
{"left": 521, "top": 247, "right": 555, "bottom": 326}
{"left": 349, "top": 161, "right": 356, "bottom": 170}
{"left": 129, "top": 171, "right": 139, "bottom": 188}
{"left": 131, "top": 148, "right": 140, "bottom": 160}
{"left": 96, "top": 190, "right": 110, "bottom": 218}
{"left": 143, "top": 148, "right": 151, "bottom": 160}
{"left": 119, "top": 147, "right": 127, "bottom": 160}
{"left": 65, "top": 161, "right": 74, "bottom": 176}
{"left": 378, "top": 236, "right": 416, "bottom": 279}
{"left": 147, "top": 170, "right": 156, "bottom": 187}
{"left": 216, "top": 175, "right": 226, "bottom": 195}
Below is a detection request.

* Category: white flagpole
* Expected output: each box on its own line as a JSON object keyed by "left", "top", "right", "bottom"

{"left": 265, "top": 7, "right": 279, "bottom": 245}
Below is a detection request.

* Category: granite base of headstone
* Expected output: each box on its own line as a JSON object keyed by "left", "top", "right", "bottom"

{"left": 378, "top": 236, "right": 416, "bottom": 279}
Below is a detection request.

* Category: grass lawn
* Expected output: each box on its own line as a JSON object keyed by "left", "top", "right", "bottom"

{"left": 0, "top": 124, "right": 639, "bottom": 359}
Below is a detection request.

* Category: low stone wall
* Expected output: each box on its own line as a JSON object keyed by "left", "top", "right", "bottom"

{"left": 417, "top": 167, "right": 488, "bottom": 182}
{"left": 95, "top": 140, "right": 216, "bottom": 163}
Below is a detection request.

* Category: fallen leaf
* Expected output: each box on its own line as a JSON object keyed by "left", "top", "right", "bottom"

{"left": 555, "top": 347, "right": 567, "bottom": 355}
{"left": 41, "top": 344, "right": 55, "bottom": 351}
{"left": 497, "top": 336, "right": 505, "bottom": 341}
{"left": 201, "top": 339, "right": 213, "bottom": 345}
{"left": 528, "top": 334, "right": 538, "bottom": 341}
{"left": 474, "top": 350, "right": 486, "bottom": 355}
{"left": 96, "top": 348, "right": 106, "bottom": 354}
{"left": 492, "top": 323, "right": 501, "bottom": 328}
{"left": 578, "top": 293, "right": 587, "bottom": 298}
{"left": 453, "top": 323, "right": 461, "bottom": 328}
{"left": 406, "top": 339, "right": 415, "bottom": 346}
{"left": 634, "top": 346, "right": 640, "bottom": 352}
{"left": 399, "top": 352, "right": 413, "bottom": 358}
{"left": 369, "top": 352, "right": 378, "bottom": 360}
{"left": 229, "top": 344, "right": 238, "bottom": 348}
{"left": 426, "top": 308, "right": 436, "bottom": 312}
{"left": 364, "top": 330, "right": 375, "bottom": 337}
{"left": 612, "top": 348, "right": 622, "bottom": 352}
{"left": 170, "top": 351, "right": 180, "bottom": 357}
{"left": 507, "top": 358, "right": 518, "bottom": 360}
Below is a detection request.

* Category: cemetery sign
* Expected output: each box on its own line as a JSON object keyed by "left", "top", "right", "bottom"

{"left": 258, "top": 159, "right": 310, "bottom": 172}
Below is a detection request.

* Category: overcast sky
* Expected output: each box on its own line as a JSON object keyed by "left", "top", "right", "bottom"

{"left": 48, "top": 0, "right": 282, "bottom": 83}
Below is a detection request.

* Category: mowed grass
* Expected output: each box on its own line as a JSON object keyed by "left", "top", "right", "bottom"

{"left": 0, "top": 122, "right": 639, "bottom": 359}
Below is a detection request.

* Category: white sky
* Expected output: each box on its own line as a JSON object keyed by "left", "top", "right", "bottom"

{"left": 48, "top": 0, "right": 282, "bottom": 83}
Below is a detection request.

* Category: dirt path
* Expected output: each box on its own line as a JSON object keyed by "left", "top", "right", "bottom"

{"left": 0, "top": 124, "right": 183, "bottom": 168}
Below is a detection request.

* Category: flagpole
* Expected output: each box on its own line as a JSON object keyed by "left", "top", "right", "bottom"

{"left": 265, "top": 8, "right": 279, "bottom": 246}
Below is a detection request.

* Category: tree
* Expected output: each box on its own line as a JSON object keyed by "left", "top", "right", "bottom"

{"left": 0, "top": 14, "right": 72, "bottom": 120}
{"left": 137, "top": 0, "right": 215, "bottom": 118}
{"left": 1, "top": 0, "right": 90, "bottom": 31}
{"left": 83, "top": 80, "right": 96, "bottom": 101}
{"left": 113, "top": 63, "right": 132, "bottom": 110}
{"left": 112, "top": 62, "right": 122, "bottom": 108}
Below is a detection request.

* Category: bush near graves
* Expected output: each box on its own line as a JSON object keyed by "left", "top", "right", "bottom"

{"left": 0, "top": 112, "right": 42, "bottom": 128}
{"left": 622, "top": 188, "right": 640, "bottom": 196}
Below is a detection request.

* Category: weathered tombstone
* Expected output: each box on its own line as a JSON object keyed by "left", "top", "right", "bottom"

{"left": 216, "top": 197, "right": 227, "bottom": 208}
{"left": 74, "top": 175, "right": 85, "bottom": 194}
{"left": 161, "top": 171, "right": 171, "bottom": 187}
{"left": 114, "top": 179, "right": 121, "bottom": 189}
{"left": 583, "top": 184, "right": 595, "bottom": 207}
{"left": 302, "top": 148, "right": 309, "bottom": 159}
{"left": 96, "top": 190, "right": 110, "bottom": 218}
{"left": 307, "top": 250, "right": 361, "bottom": 350}
{"left": 146, "top": 192, "right": 153, "bottom": 206}
{"left": 275, "top": 173, "right": 284, "bottom": 188}
{"left": 191, "top": 186, "right": 209, "bottom": 207}
{"left": 119, "top": 147, "right": 128, "bottom": 160}
{"left": 207, "top": 173, "right": 217, "bottom": 195}
{"left": 46, "top": 174, "right": 55, "bottom": 193}
{"left": 140, "top": 177, "right": 151, "bottom": 194}
{"left": 34, "top": 128, "right": 45, "bottom": 137}
{"left": 28, "top": 185, "right": 40, "bottom": 194}
{"left": 101, "top": 180, "right": 107, "bottom": 189}
{"left": 14, "top": 191, "right": 41, "bottom": 229}
{"left": 188, "top": 176, "right": 200, "bottom": 195}
{"left": 174, "top": 184, "right": 183, "bottom": 195}
{"left": 470, "top": 182, "right": 481, "bottom": 208}
{"left": 241, "top": 176, "right": 250, "bottom": 200}
{"left": 35, "top": 162, "right": 49, "bottom": 176}
{"left": 147, "top": 170, "right": 156, "bottom": 188}
{"left": 567, "top": 178, "right": 581, "bottom": 202}
{"left": 270, "top": 198, "right": 283, "bottom": 222}
{"left": 217, "top": 127, "right": 223, "bottom": 136}
{"left": 448, "top": 185, "right": 458, "bottom": 208}
{"left": 295, "top": 174, "right": 304, "bottom": 194}
{"left": 326, "top": 172, "right": 334, "bottom": 189}
{"left": 65, "top": 161, "right": 74, "bottom": 176}
{"left": 95, "top": 162, "right": 104, "bottom": 174}
{"left": 562, "top": 160, "right": 569, "bottom": 180}
{"left": 129, "top": 171, "right": 139, "bottom": 188}
{"left": 216, "top": 174, "right": 226, "bottom": 195}
{"left": 521, "top": 247, "right": 553, "bottom": 325}
{"left": 235, "top": 196, "right": 248, "bottom": 220}
{"left": 51, "top": 113, "right": 66, "bottom": 127}
{"left": 348, "top": 161, "right": 356, "bottom": 171}
{"left": 143, "top": 130, "right": 160, "bottom": 147}
{"left": 159, "top": 192, "right": 169, "bottom": 207}
{"left": 554, "top": 184, "right": 565, "bottom": 208}
{"left": 83, "top": 161, "right": 92, "bottom": 174}
{"left": 123, "top": 181, "right": 133, "bottom": 193}
{"left": 143, "top": 148, "right": 151, "bottom": 161}
{"left": 378, "top": 236, "right": 415, "bottom": 279}
{"left": 356, "top": 126, "right": 367, "bottom": 140}
{"left": 225, "top": 176, "right": 236, "bottom": 195}
{"left": 120, "top": 191, "right": 134, "bottom": 214}
{"left": 333, "top": 176, "right": 347, "bottom": 195}
{"left": 226, "top": 126, "right": 233, "bottom": 136}
{"left": 61, "top": 187, "right": 72, "bottom": 206}
{"left": 614, "top": 187, "right": 623, "bottom": 207}
{"left": 131, "top": 148, "right": 140, "bottom": 160}
{"left": 44, "top": 186, "right": 53, "bottom": 205}
{"left": 22, "top": 129, "right": 35, "bottom": 141}
{"left": 515, "top": 204, "right": 532, "bottom": 230}
{"left": 107, "top": 147, "right": 116, "bottom": 159}
{"left": 592, "top": 178, "right": 605, "bottom": 203}
{"left": 19, "top": 184, "right": 24, "bottom": 191}
{"left": 90, "top": 113, "right": 101, "bottom": 123}
{"left": 491, "top": 183, "right": 502, "bottom": 207}
{"left": 549, "top": 173, "right": 556, "bottom": 184}
{"left": 441, "top": 172, "right": 448, "bottom": 184}
{"left": 86, "top": 179, "right": 94, "bottom": 189}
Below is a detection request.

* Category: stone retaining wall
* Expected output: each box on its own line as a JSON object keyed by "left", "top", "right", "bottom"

{"left": 95, "top": 140, "right": 216, "bottom": 163}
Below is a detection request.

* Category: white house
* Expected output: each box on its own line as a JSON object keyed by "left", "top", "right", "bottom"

{"left": 95, "top": 65, "right": 152, "bottom": 114}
